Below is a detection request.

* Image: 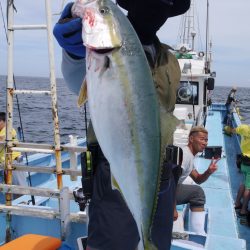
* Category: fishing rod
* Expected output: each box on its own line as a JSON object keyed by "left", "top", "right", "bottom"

{"left": 13, "top": 76, "right": 36, "bottom": 206}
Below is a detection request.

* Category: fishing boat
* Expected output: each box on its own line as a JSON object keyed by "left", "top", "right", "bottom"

{"left": 170, "top": 1, "right": 249, "bottom": 249}
{"left": 0, "top": 1, "right": 89, "bottom": 249}
{"left": 0, "top": 0, "right": 249, "bottom": 250}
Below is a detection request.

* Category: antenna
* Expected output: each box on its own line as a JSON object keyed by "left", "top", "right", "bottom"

{"left": 205, "top": 0, "right": 210, "bottom": 73}
{"left": 180, "top": 0, "right": 195, "bottom": 48}
{"left": 191, "top": 31, "right": 196, "bottom": 51}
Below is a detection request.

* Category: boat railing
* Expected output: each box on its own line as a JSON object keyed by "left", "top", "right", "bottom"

{"left": 1, "top": 0, "right": 86, "bottom": 242}
{"left": 0, "top": 162, "right": 82, "bottom": 176}
{"left": 0, "top": 184, "right": 87, "bottom": 240}
{"left": 5, "top": 0, "right": 64, "bottom": 190}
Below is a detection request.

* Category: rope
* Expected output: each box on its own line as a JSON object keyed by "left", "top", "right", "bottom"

{"left": 0, "top": 0, "right": 8, "bottom": 42}
{"left": 84, "top": 104, "right": 88, "bottom": 136}
{"left": 13, "top": 76, "right": 36, "bottom": 205}
{"left": 189, "top": 70, "right": 196, "bottom": 123}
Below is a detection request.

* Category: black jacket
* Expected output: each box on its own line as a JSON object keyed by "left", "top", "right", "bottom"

{"left": 87, "top": 150, "right": 139, "bottom": 250}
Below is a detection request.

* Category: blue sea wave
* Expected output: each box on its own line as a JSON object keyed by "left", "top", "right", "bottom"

{"left": 0, "top": 75, "right": 88, "bottom": 144}
{"left": 211, "top": 86, "right": 250, "bottom": 124}
{"left": 0, "top": 75, "right": 249, "bottom": 144}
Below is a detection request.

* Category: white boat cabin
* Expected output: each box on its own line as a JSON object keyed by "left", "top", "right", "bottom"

{"left": 173, "top": 45, "right": 215, "bottom": 147}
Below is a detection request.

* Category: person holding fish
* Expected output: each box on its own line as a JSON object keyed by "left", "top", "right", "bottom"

{"left": 53, "top": 0, "right": 190, "bottom": 249}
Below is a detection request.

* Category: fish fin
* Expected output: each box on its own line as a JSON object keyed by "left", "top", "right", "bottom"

{"left": 111, "top": 174, "right": 121, "bottom": 191}
{"left": 149, "top": 111, "right": 180, "bottom": 244}
{"left": 77, "top": 78, "right": 88, "bottom": 107}
{"left": 142, "top": 225, "right": 158, "bottom": 250}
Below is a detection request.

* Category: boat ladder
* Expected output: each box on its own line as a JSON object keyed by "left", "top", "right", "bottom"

{"left": 0, "top": 0, "right": 86, "bottom": 243}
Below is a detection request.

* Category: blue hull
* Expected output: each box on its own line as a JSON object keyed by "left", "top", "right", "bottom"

{"left": 0, "top": 105, "right": 249, "bottom": 250}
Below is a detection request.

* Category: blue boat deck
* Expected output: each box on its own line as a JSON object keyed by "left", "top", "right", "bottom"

{"left": 172, "top": 106, "right": 249, "bottom": 249}
{"left": 1, "top": 107, "right": 249, "bottom": 249}
{"left": 198, "top": 108, "right": 248, "bottom": 249}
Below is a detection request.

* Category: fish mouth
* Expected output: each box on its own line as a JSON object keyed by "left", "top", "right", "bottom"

{"left": 89, "top": 47, "right": 119, "bottom": 54}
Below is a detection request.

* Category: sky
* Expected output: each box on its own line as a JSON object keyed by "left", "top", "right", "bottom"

{"left": 0, "top": 0, "right": 250, "bottom": 87}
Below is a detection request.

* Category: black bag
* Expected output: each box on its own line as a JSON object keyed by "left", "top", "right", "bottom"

{"left": 247, "top": 213, "right": 250, "bottom": 227}
{"left": 242, "top": 155, "right": 250, "bottom": 166}
{"left": 162, "top": 145, "right": 183, "bottom": 185}
{"left": 236, "top": 154, "right": 243, "bottom": 169}
{"left": 204, "top": 146, "right": 222, "bottom": 159}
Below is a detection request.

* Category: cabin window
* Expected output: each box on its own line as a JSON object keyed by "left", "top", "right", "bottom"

{"left": 176, "top": 81, "right": 199, "bottom": 105}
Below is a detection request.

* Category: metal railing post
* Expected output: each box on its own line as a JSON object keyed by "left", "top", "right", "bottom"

{"left": 45, "top": 0, "right": 63, "bottom": 189}
{"left": 5, "top": 0, "right": 15, "bottom": 242}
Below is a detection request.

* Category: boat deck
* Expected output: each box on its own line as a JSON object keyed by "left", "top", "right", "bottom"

{"left": 210, "top": 105, "right": 250, "bottom": 249}
{"left": 201, "top": 108, "right": 245, "bottom": 249}
{"left": 1, "top": 107, "right": 249, "bottom": 249}
{"left": 172, "top": 106, "right": 249, "bottom": 249}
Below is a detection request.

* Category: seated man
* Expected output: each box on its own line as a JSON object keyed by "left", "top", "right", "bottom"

{"left": 0, "top": 112, "right": 27, "bottom": 186}
{"left": 175, "top": 126, "right": 220, "bottom": 234}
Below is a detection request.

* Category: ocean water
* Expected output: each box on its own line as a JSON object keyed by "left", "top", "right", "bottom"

{"left": 0, "top": 75, "right": 87, "bottom": 144}
{"left": 0, "top": 75, "right": 249, "bottom": 144}
{"left": 210, "top": 85, "right": 250, "bottom": 124}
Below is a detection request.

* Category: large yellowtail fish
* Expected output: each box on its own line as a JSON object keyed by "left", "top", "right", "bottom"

{"left": 73, "top": 0, "right": 161, "bottom": 249}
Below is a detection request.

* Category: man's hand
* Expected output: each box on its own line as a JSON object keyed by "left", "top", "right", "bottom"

{"left": 173, "top": 207, "right": 178, "bottom": 221}
{"left": 224, "top": 125, "right": 231, "bottom": 133}
{"left": 224, "top": 125, "right": 235, "bottom": 136}
{"left": 207, "top": 157, "right": 220, "bottom": 174}
{"left": 53, "top": 2, "right": 85, "bottom": 58}
{"left": 0, "top": 135, "right": 4, "bottom": 141}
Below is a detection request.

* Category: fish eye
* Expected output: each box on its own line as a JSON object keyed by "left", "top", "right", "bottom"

{"left": 99, "top": 6, "right": 109, "bottom": 15}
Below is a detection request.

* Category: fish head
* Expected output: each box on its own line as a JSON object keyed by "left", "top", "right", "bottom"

{"left": 72, "top": 0, "right": 122, "bottom": 50}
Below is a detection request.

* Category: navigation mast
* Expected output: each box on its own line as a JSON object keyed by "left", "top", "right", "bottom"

{"left": 178, "top": 0, "right": 196, "bottom": 50}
